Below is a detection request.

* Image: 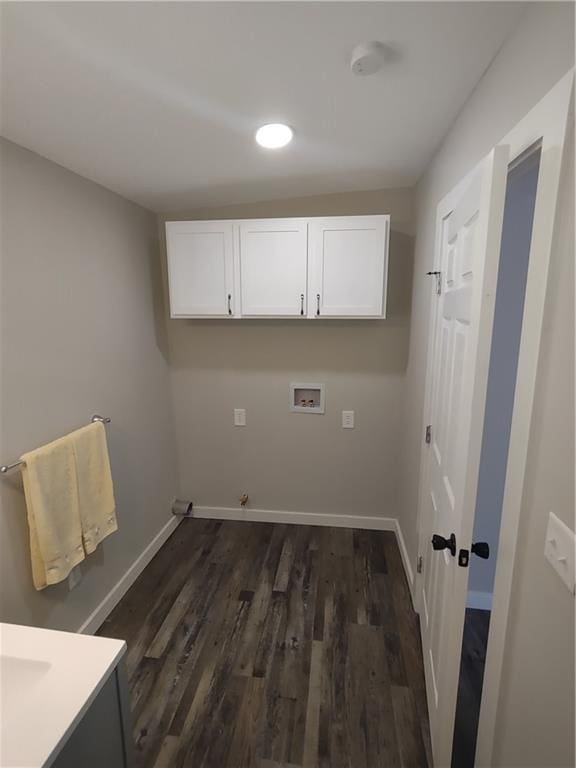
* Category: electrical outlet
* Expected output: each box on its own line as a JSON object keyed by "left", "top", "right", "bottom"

{"left": 544, "top": 511, "right": 576, "bottom": 594}
{"left": 342, "top": 410, "right": 355, "bottom": 429}
{"left": 234, "top": 408, "right": 246, "bottom": 426}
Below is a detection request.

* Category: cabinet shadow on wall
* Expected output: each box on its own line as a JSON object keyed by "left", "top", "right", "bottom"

{"left": 148, "top": 233, "right": 172, "bottom": 365}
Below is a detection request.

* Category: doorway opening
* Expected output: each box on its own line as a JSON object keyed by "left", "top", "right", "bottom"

{"left": 451, "top": 144, "right": 542, "bottom": 767}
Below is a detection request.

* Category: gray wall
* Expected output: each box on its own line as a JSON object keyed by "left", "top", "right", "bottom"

{"left": 0, "top": 139, "right": 179, "bottom": 632}
{"left": 162, "top": 188, "right": 414, "bottom": 519}
{"left": 395, "top": 3, "right": 574, "bottom": 767}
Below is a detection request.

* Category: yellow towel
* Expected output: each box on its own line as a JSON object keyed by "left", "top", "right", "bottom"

{"left": 21, "top": 436, "right": 85, "bottom": 590}
{"left": 71, "top": 422, "right": 117, "bottom": 555}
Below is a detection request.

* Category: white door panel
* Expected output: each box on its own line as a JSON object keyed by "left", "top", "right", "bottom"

{"left": 308, "top": 215, "right": 389, "bottom": 317}
{"left": 239, "top": 219, "right": 307, "bottom": 317}
{"left": 166, "top": 221, "right": 235, "bottom": 317}
{"left": 418, "top": 146, "right": 509, "bottom": 765}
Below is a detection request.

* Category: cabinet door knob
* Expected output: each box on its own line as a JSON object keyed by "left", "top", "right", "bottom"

{"left": 300, "top": 294, "right": 304, "bottom": 316}
{"left": 316, "top": 294, "right": 320, "bottom": 316}
{"left": 227, "top": 294, "right": 232, "bottom": 316}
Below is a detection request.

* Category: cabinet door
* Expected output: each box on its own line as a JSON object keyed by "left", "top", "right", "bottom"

{"left": 166, "top": 221, "right": 235, "bottom": 317}
{"left": 308, "top": 215, "right": 389, "bottom": 318}
{"left": 239, "top": 219, "right": 307, "bottom": 317}
{"left": 54, "top": 669, "right": 130, "bottom": 768}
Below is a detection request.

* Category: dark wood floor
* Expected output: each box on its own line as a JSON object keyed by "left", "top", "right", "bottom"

{"left": 98, "top": 518, "right": 432, "bottom": 768}
{"left": 451, "top": 608, "right": 491, "bottom": 768}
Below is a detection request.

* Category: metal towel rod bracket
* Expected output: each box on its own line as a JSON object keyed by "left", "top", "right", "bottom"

{"left": 91, "top": 414, "right": 111, "bottom": 424}
{"left": 0, "top": 414, "right": 111, "bottom": 474}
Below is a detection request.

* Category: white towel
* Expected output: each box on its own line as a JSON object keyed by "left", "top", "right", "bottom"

{"left": 21, "top": 421, "right": 118, "bottom": 590}
{"left": 71, "top": 422, "right": 117, "bottom": 555}
{"left": 21, "top": 436, "right": 85, "bottom": 590}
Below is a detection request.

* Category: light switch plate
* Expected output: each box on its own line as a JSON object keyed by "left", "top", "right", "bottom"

{"left": 342, "top": 410, "right": 355, "bottom": 429}
{"left": 544, "top": 511, "right": 576, "bottom": 595}
{"left": 234, "top": 408, "right": 246, "bottom": 426}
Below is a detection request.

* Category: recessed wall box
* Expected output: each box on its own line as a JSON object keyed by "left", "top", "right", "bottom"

{"left": 289, "top": 383, "right": 325, "bottom": 414}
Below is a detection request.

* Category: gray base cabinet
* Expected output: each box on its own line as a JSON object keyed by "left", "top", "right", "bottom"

{"left": 53, "top": 661, "right": 133, "bottom": 768}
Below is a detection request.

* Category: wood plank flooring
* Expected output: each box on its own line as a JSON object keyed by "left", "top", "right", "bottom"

{"left": 98, "top": 519, "right": 431, "bottom": 768}
{"left": 451, "top": 608, "right": 491, "bottom": 768}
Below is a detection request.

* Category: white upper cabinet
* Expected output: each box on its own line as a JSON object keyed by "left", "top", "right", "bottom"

{"left": 308, "top": 215, "right": 389, "bottom": 318}
{"left": 166, "top": 220, "right": 235, "bottom": 317}
{"left": 165, "top": 215, "right": 389, "bottom": 320}
{"left": 239, "top": 219, "right": 308, "bottom": 317}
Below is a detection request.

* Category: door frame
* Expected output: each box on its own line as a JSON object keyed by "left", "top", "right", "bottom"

{"left": 413, "top": 69, "right": 574, "bottom": 766}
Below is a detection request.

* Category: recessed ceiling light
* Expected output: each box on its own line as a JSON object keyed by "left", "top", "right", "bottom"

{"left": 255, "top": 123, "right": 293, "bottom": 149}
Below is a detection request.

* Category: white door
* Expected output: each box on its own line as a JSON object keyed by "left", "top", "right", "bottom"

{"left": 418, "top": 147, "right": 509, "bottom": 766}
{"left": 308, "top": 215, "right": 389, "bottom": 318}
{"left": 165, "top": 221, "right": 235, "bottom": 317}
{"left": 239, "top": 219, "right": 307, "bottom": 317}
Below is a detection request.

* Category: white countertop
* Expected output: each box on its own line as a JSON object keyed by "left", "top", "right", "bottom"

{"left": 0, "top": 622, "right": 126, "bottom": 768}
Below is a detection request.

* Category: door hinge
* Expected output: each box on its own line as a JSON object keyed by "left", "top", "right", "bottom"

{"left": 425, "top": 425, "right": 432, "bottom": 444}
{"left": 417, "top": 555, "right": 423, "bottom": 574}
{"left": 426, "top": 270, "right": 442, "bottom": 295}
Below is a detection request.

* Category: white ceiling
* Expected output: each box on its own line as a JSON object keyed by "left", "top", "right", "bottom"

{"left": 0, "top": 2, "right": 524, "bottom": 213}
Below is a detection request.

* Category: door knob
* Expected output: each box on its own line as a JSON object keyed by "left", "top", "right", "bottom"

{"left": 471, "top": 541, "right": 490, "bottom": 559}
{"left": 431, "top": 533, "right": 456, "bottom": 557}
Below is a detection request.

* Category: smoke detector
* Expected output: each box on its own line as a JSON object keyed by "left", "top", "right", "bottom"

{"left": 350, "top": 41, "right": 386, "bottom": 76}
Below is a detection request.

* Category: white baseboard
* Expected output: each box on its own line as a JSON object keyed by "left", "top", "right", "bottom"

{"left": 393, "top": 519, "right": 415, "bottom": 600}
{"left": 467, "top": 590, "right": 493, "bottom": 611}
{"left": 77, "top": 515, "right": 182, "bottom": 635}
{"left": 193, "top": 505, "right": 415, "bottom": 604}
{"left": 192, "top": 505, "right": 397, "bottom": 532}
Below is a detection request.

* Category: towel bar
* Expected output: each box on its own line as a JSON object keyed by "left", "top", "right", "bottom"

{"left": 0, "top": 415, "right": 111, "bottom": 474}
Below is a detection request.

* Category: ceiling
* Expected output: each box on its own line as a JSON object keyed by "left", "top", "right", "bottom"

{"left": 0, "top": 2, "right": 524, "bottom": 213}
